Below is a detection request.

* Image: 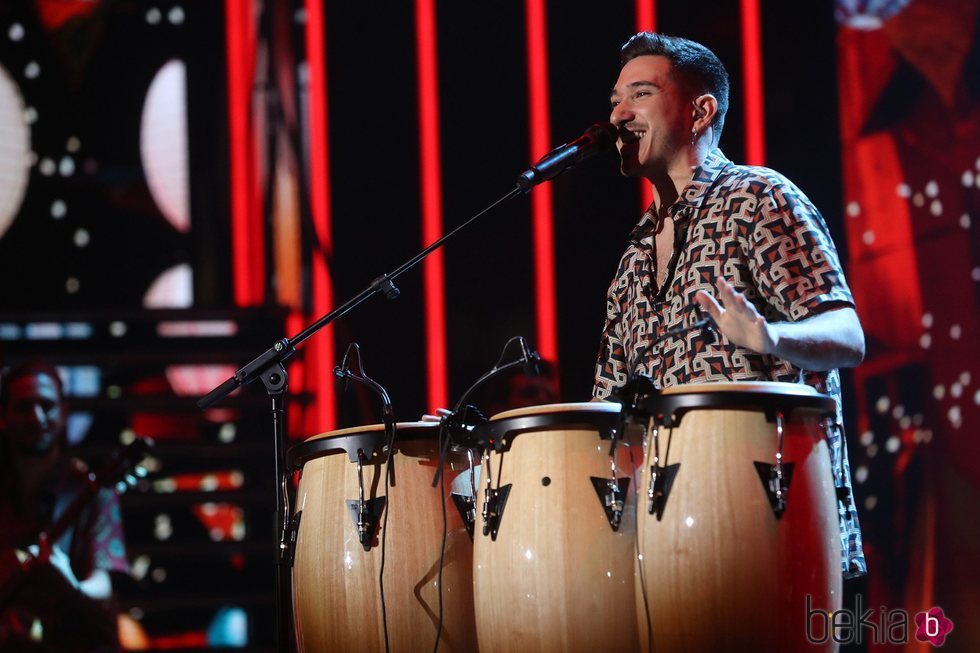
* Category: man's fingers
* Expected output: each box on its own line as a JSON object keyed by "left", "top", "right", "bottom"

{"left": 694, "top": 290, "right": 723, "bottom": 320}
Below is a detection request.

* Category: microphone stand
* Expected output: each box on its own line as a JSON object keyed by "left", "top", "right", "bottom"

{"left": 197, "top": 185, "right": 523, "bottom": 652}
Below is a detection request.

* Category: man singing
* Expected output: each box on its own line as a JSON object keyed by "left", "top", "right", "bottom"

{"left": 594, "top": 32, "right": 866, "bottom": 578}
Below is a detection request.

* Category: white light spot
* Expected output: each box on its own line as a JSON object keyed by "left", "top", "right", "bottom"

{"left": 294, "top": 8, "right": 307, "bottom": 23}
{"left": 168, "top": 7, "right": 186, "bottom": 24}
{"left": 912, "top": 192, "right": 925, "bottom": 207}
{"left": 218, "top": 423, "right": 237, "bottom": 443}
{"left": 59, "top": 156, "right": 75, "bottom": 176}
{"left": 974, "top": 389, "right": 980, "bottom": 405}
{"left": 896, "top": 183, "right": 911, "bottom": 198}
{"left": 965, "top": 170, "right": 977, "bottom": 187}
{"left": 864, "top": 496, "right": 877, "bottom": 511}
{"left": 344, "top": 552, "right": 353, "bottom": 570}
{"left": 846, "top": 201, "right": 861, "bottom": 217}
{"left": 23, "top": 106, "right": 36, "bottom": 124}
{"left": 860, "top": 430, "right": 874, "bottom": 446}
{"left": 23, "top": 61, "right": 39, "bottom": 79}
{"left": 973, "top": 267, "right": 980, "bottom": 282}
{"left": 154, "top": 514, "right": 172, "bottom": 541}
{"left": 924, "top": 180, "right": 939, "bottom": 197}
{"left": 73, "top": 228, "right": 89, "bottom": 247}
{"left": 930, "top": 200, "right": 942, "bottom": 216}
{"left": 960, "top": 371, "right": 972, "bottom": 386}
{"left": 885, "top": 436, "right": 900, "bottom": 453}
{"left": 209, "top": 528, "right": 225, "bottom": 541}
{"left": 855, "top": 466, "right": 868, "bottom": 483}
{"left": 948, "top": 406, "right": 962, "bottom": 428}
{"left": 200, "top": 474, "right": 218, "bottom": 491}
{"left": 862, "top": 230, "right": 876, "bottom": 245}
{"left": 976, "top": 156, "right": 980, "bottom": 170}
{"left": 150, "top": 568, "right": 167, "bottom": 582}
{"left": 65, "top": 277, "right": 80, "bottom": 293}
{"left": 119, "top": 428, "right": 136, "bottom": 445}
{"left": 146, "top": 8, "right": 162, "bottom": 24}
{"left": 65, "top": 136, "right": 81, "bottom": 153}
{"left": 606, "top": 571, "right": 612, "bottom": 578}
{"left": 685, "top": 516, "right": 695, "bottom": 528}
{"left": 39, "top": 157, "right": 55, "bottom": 175}
{"left": 229, "top": 471, "right": 244, "bottom": 487}
{"left": 921, "top": 312, "right": 933, "bottom": 328}
{"left": 8, "top": 23, "right": 24, "bottom": 42}
{"left": 933, "top": 385, "right": 945, "bottom": 400}
{"left": 866, "top": 444, "right": 878, "bottom": 458}
{"left": 524, "top": 549, "right": 533, "bottom": 560}
{"left": 950, "top": 383, "right": 963, "bottom": 399}
{"left": 950, "top": 324, "right": 962, "bottom": 340}
{"left": 875, "top": 396, "right": 890, "bottom": 414}
{"left": 637, "top": 554, "right": 643, "bottom": 561}
{"left": 109, "top": 321, "right": 127, "bottom": 337}
{"left": 899, "top": 416, "right": 911, "bottom": 429}
{"left": 891, "top": 404, "right": 905, "bottom": 420}
{"left": 50, "top": 199, "right": 67, "bottom": 218}
{"left": 960, "top": 214, "right": 971, "bottom": 229}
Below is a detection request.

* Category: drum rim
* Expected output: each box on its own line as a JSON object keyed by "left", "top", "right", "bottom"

{"left": 302, "top": 421, "right": 438, "bottom": 442}
{"left": 489, "top": 401, "right": 620, "bottom": 421}
{"left": 287, "top": 422, "right": 440, "bottom": 469}
{"left": 659, "top": 381, "right": 822, "bottom": 397}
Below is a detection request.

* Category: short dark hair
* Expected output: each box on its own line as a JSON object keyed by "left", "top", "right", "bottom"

{"left": 621, "top": 32, "right": 730, "bottom": 140}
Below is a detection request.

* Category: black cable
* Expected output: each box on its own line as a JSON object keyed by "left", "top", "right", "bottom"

{"left": 432, "top": 421, "right": 450, "bottom": 653}
{"left": 378, "top": 416, "right": 396, "bottom": 653}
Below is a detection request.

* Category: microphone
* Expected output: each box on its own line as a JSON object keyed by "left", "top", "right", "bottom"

{"left": 518, "top": 337, "right": 541, "bottom": 377}
{"left": 517, "top": 122, "right": 617, "bottom": 190}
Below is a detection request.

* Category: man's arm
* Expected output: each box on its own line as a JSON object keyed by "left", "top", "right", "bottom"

{"left": 695, "top": 277, "right": 865, "bottom": 371}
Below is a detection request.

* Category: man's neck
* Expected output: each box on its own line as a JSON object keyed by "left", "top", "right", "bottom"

{"left": 648, "top": 143, "right": 711, "bottom": 216}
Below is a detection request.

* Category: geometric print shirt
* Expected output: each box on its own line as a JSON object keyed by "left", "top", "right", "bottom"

{"left": 593, "top": 149, "right": 867, "bottom": 578}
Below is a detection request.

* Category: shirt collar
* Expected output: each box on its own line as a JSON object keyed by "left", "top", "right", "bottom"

{"left": 629, "top": 148, "right": 732, "bottom": 242}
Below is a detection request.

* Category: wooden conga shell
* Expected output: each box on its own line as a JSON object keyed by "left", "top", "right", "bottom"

{"left": 634, "top": 382, "right": 842, "bottom": 653}
{"left": 473, "top": 402, "right": 640, "bottom": 653}
{"left": 290, "top": 423, "right": 477, "bottom": 653}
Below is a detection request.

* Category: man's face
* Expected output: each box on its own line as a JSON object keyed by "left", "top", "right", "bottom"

{"left": 2, "top": 372, "right": 65, "bottom": 455}
{"left": 609, "top": 55, "right": 691, "bottom": 177}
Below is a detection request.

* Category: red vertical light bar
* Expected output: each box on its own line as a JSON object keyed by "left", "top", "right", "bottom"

{"left": 225, "top": 0, "right": 263, "bottom": 306}
{"left": 304, "top": 0, "right": 337, "bottom": 431}
{"left": 525, "top": 0, "right": 558, "bottom": 364}
{"left": 415, "top": 0, "right": 449, "bottom": 412}
{"left": 740, "top": 0, "right": 766, "bottom": 165}
{"left": 635, "top": 0, "right": 657, "bottom": 213}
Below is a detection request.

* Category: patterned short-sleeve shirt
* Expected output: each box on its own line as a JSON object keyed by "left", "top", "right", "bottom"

{"left": 593, "top": 149, "right": 866, "bottom": 578}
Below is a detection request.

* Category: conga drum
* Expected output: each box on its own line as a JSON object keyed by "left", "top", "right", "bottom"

{"left": 288, "top": 422, "right": 478, "bottom": 653}
{"left": 471, "top": 402, "right": 640, "bottom": 653}
{"left": 632, "top": 382, "right": 842, "bottom": 652}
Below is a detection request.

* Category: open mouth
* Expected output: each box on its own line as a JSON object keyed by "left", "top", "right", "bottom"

{"left": 618, "top": 127, "right": 646, "bottom": 144}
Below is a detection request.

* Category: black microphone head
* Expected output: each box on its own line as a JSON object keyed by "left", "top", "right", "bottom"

{"left": 518, "top": 337, "right": 541, "bottom": 377}
{"left": 586, "top": 122, "right": 618, "bottom": 149}
{"left": 333, "top": 366, "right": 348, "bottom": 393}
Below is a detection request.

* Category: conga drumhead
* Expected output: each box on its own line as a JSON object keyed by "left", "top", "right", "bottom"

{"left": 473, "top": 402, "right": 639, "bottom": 653}
{"left": 634, "top": 383, "right": 841, "bottom": 652}
{"left": 291, "top": 422, "right": 476, "bottom": 653}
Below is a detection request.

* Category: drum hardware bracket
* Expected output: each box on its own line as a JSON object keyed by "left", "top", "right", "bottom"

{"left": 347, "top": 498, "right": 387, "bottom": 550}
{"left": 451, "top": 494, "right": 477, "bottom": 539}
{"left": 754, "top": 462, "right": 795, "bottom": 518}
{"left": 482, "top": 485, "right": 511, "bottom": 540}
{"left": 286, "top": 510, "right": 302, "bottom": 566}
{"left": 590, "top": 476, "right": 632, "bottom": 531}
{"left": 647, "top": 463, "right": 680, "bottom": 520}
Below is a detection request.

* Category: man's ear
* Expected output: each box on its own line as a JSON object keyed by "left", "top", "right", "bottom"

{"left": 692, "top": 94, "right": 718, "bottom": 133}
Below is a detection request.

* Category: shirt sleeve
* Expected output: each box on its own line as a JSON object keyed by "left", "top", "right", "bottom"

{"left": 745, "top": 177, "right": 854, "bottom": 321}
{"left": 594, "top": 271, "right": 628, "bottom": 399}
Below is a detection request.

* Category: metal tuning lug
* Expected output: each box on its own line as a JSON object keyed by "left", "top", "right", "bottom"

{"left": 754, "top": 411, "right": 794, "bottom": 518}
{"left": 590, "top": 476, "right": 632, "bottom": 531}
